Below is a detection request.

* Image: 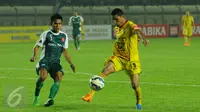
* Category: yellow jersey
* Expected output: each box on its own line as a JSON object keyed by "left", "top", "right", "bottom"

{"left": 113, "top": 20, "right": 139, "bottom": 61}
{"left": 81, "top": 25, "right": 85, "bottom": 34}
{"left": 182, "top": 15, "right": 194, "bottom": 28}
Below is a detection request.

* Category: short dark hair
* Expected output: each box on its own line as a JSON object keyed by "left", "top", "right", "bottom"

{"left": 50, "top": 13, "right": 63, "bottom": 24}
{"left": 111, "top": 8, "right": 124, "bottom": 16}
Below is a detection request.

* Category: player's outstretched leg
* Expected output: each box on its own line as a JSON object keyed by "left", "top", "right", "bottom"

{"left": 33, "top": 68, "right": 47, "bottom": 106}
{"left": 82, "top": 61, "right": 115, "bottom": 102}
{"left": 82, "top": 73, "right": 105, "bottom": 102}
{"left": 44, "top": 72, "right": 62, "bottom": 107}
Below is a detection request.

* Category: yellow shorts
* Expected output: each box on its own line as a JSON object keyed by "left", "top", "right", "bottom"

{"left": 183, "top": 27, "right": 193, "bottom": 36}
{"left": 105, "top": 56, "right": 141, "bottom": 75}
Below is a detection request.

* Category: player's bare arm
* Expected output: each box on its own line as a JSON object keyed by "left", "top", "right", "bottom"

{"left": 192, "top": 18, "right": 195, "bottom": 26}
{"left": 63, "top": 48, "right": 76, "bottom": 73}
{"left": 30, "top": 45, "right": 40, "bottom": 62}
{"left": 134, "top": 29, "right": 149, "bottom": 47}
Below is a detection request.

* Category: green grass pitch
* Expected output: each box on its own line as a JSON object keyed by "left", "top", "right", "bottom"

{"left": 0, "top": 37, "right": 200, "bottom": 112}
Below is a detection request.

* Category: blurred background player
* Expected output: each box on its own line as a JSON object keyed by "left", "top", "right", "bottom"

{"left": 182, "top": 10, "right": 195, "bottom": 46}
{"left": 82, "top": 8, "right": 149, "bottom": 110}
{"left": 68, "top": 10, "right": 84, "bottom": 50}
{"left": 81, "top": 22, "right": 85, "bottom": 42}
{"left": 30, "top": 14, "right": 76, "bottom": 107}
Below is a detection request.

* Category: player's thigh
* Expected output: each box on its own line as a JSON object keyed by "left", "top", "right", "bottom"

{"left": 37, "top": 60, "right": 50, "bottom": 78}
{"left": 49, "top": 63, "right": 64, "bottom": 80}
{"left": 183, "top": 28, "right": 188, "bottom": 36}
{"left": 73, "top": 30, "right": 80, "bottom": 38}
{"left": 103, "top": 56, "right": 123, "bottom": 75}
{"left": 188, "top": 28, "right": 193, "bottom": 37}
{"left": 125, "top": 61, "right": 141, "bottom": 76}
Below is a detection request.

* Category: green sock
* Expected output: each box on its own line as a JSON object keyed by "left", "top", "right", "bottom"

{"left": 74, "top": 39, "right": 78, "bottom": 49}
{"left": 77, "top": 39, "right": 80, "bottom": 46}
{"left": 49, "top": 81, "right": 60, "bottom": 99}
{"left": 35, "top": 78, "right": 44, "bottom": 96}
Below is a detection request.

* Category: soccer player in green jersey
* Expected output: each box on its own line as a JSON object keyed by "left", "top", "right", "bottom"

{"left": 68, "top": 10, "right": 84, "bottom": 50}
{"left": 30, "top": 14, "right": 76, "bottom": 107}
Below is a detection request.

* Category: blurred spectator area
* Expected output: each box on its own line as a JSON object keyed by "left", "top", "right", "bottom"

{"left": 1, "top": 0, "right": 200, "bottom": 6}
{"left": 0, "top": 1, "right": 200, "bottom": 26}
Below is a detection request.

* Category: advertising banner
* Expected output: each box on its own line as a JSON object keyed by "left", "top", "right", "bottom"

{"left": 168, "top": 24, "right": 179, "bottom": 37}
{"left": 62, "top": 25, "right": 112, "bottom": 40}
{"left": 180, "top": 24, "right": 200, "bottom": 37}
{"left": 0, "top": 26, "right": 49, "bottom": 43}
{"left": 138, "top": 24, "right": 168, "bottom": 38}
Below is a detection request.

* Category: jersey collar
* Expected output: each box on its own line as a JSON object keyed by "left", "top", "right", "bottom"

{"left": 50, "top": 30, "right": 61, "bottom": 35}
{"left": 120, "top": 20, "right": 128, "bottom": 28}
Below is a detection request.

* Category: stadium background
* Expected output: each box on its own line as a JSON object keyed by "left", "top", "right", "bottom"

{"left": 0, "top": 0, "right": 200, "bottom": 42}
{"left": 0, "top": 1, "right": 200, "bottom": 112}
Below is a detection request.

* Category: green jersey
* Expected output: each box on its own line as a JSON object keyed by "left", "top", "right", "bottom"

{"left": 35, "top": 30, "right": 68, "bottom": 67}
{"left": 69, "top": 15, "right": 84, "bottom": 31}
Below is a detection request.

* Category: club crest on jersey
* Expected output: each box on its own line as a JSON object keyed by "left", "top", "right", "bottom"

{"left": 61, "top": 37, "right": 65, "bottom": 42}
{"left": 132, "top": 24, "right": 139, "bottom": 29}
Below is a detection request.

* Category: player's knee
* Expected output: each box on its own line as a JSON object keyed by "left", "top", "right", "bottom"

{"left": 103, "top": 62, "right": 115, "bottom": 75}
{"left": 55, "top": 72, "right": 63, "bottom": 81}
{"left": 40, "top": 73, "right": 47, "bottom": 81}
{"left": 39, "top": 70, "right": 48, "bottom": 81}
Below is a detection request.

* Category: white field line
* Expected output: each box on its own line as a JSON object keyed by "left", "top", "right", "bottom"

{"left": 0, "top": 68, "right": 200, "bottom": 88}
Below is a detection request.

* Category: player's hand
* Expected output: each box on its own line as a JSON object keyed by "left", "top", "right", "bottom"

{"left": 143, "top": 39, "right": 149, "bottom": 47}
{"left": 70, "top": 64, "right": 76, "bottom": 73}
{"left": 30, "top": 56, "right": 36, "bottom": 62}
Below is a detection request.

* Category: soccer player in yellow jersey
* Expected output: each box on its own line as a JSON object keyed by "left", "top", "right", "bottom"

{"left": 82, "top": 8, "right": 149, "bottom": 110}
{"left": 182, "top": 10, "right": 195, "bottom": 46}
{"left": 81, "top": 25, "right": 85, "bottom": 41}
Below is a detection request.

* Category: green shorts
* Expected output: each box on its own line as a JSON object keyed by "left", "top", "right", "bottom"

{"left": 72, "top": 30, "right": 81, "bottom": 38}
{"left": 36, "top": 59, "right": 64, "bottom": 79}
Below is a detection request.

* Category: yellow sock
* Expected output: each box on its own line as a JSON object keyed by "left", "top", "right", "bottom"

{"left": 99, "top": 72, "right": 106, "bottom": 79}
{"left": 81, "top": 33, "right": 85, "bottom": 41}
{"left": 184, "top": 36, "right": 188, "bottom": 44}
{"left": 135, "top": 86, "right": 142, "bottom": 105}
{"left": 89, "top": 90, "right": 96, "bottom": 96}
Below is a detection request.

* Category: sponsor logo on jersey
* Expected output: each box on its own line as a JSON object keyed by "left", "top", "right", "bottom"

{"left": 48, "top": 43, "right": 62, "bottom": 47}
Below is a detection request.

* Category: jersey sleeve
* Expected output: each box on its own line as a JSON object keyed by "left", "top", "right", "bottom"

{"left": 129, "top": 22, "right": 139, "bottom": 34}
{"left": 182, "top": 16, "right": 185, "bottom": 21}
{"left": 68, "top": 16, "right": 73, "bottom": 26}
{"left": 80, "top": 16, "right": 84, "bottom": 23}
{"left": 191, "top": 16, "right": 194, "bottom": 22}
{"left": 63, "top": 33, "right": 69, "bottom": 49}
{"left": 35, "top": 31, "right": 47, "bottom": 47}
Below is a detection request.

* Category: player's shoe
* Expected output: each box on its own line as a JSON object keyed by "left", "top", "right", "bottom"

{"left": 136, "top": 104, "right": 142, "bottom": 110}
{"left": 77, "top": 47, "right": 80, "bottom": 51}
{"left": 82, "top": 94, "right": 93, "bottom": 102}
{"left": 33, "top": 96, "right": 40, "bottom": 106}
{"left": 184, "top": 43, "right": 190, "bottom": 46}
{"left": 44, "top": 99, "right": 54, "bottom": 107}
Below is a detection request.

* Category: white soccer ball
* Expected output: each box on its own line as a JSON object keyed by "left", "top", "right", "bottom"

{"left": 89, "top": 76, "right": 104, "bottom": 91}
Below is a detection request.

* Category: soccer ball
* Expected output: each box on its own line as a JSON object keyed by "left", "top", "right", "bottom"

{"left": 89, "top": 76, "right": 104, "bottom": 91}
